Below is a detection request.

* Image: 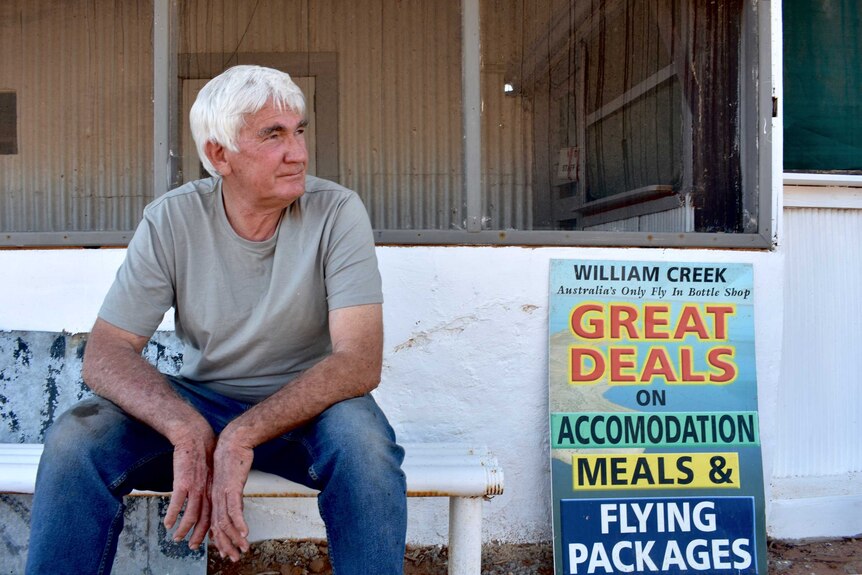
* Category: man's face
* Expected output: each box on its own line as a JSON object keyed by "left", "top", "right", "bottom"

{"left": 220, "top": 101, "right": 309, "bottom": 210}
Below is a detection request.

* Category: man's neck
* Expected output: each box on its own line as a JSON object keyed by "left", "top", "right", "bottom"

{"left": 221, "top": 184, "right": 286, "bottom": 242}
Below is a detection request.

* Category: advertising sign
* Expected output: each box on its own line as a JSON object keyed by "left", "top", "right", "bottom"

{"left": 549, "top": 260, "right": 766, "bottom": 574}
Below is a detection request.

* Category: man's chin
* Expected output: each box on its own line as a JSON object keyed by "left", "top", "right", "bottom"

{"left": 278, "top": 186, "right": 306, "bottom": 206}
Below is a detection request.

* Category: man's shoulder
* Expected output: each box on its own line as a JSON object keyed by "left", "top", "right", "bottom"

{"left": 301, "top": 176, "right": 368, "bottom": 223}
{"left": 303, "top": 175, "right": 356, "bottom": 201}
{"left": 144, "top": 178, "right": 219, "bottom": 216}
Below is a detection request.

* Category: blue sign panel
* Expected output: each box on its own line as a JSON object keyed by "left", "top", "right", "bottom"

{"left": 549, "top": 260, "right": 767, "bottom": 574}
{"left": 560, "top": 496, "right": 757, "bottom": 575}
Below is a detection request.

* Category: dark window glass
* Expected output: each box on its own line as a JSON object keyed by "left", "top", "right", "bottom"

{"left": 483, "top": 0, "right": 757, "bottom": 234}
{"left": 0, "top": 92, "right": 16, "bottom": 155}
{"left": 784, "top": 0, "right": 862, "bottom": 173}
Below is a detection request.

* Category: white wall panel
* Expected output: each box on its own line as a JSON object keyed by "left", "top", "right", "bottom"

{"left": 777, "top": 207, "right": 862, "bottom": 477}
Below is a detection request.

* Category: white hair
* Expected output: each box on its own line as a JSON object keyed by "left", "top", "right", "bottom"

{"left": 189, "top": 65, "right": 306, "bottom": 177}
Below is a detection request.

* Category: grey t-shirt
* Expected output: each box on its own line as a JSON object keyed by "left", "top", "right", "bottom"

{"left": 98, "top": 176, "right": 383, "bottom": 403}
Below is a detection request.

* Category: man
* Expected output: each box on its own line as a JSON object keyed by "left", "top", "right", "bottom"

{"left": 26, "top": 65, "right": 407, "bottom": 574}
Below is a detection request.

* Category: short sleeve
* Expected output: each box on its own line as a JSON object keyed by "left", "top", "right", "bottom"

{"left": 322, "top": 193, "right": 383, "bottom": 311}
{"left": 98, "top": 212, "right": 176, "bottom": 337}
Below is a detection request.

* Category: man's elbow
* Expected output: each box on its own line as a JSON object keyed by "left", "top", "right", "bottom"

{"left": 81, "top": 336, "right": 112, "bottom": 393}
{"left": 352, "top": 353, "right": 383, "bottom": 395}
{"left": 359, "top": 363, "right": 383, "bottom": 394}
{"left": 80, "top": 323, "right": 144, "bottom": 392}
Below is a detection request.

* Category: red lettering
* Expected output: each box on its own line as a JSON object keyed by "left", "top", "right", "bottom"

{"left": 673, "top": 306, "right": 710, "bottom": 340}
{"left": 644, "top": 305, "right": 671, "bottom": 339}
{"left": 609, "top": 347, "right": 637, "bottom": 383}
{"left": 571, "top": 304, "right": 604, "bottom": 339}
{"left": 679, "top": 347, "right": 707, "bottom": 383}
{"left": 570, "top": 347, "right": 604, "bottom": 383}
{"left": 640, "top": 347, "right": 678, "bottom": 383}
{"left": 706, "top": 305, "right": 734, "bottom": 339}
{"left": 708, "top": 347, "right": 736, "bottom": 383}
{"left": 610, "top": 304, "right": 639, "bottom": 339}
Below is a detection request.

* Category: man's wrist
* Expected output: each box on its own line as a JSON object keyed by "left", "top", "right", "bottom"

{"left": 218, "top": 416, "right": 261, "bottom": 451}
{"left": 164, "top": 410, "right": 214, "bottom": 447}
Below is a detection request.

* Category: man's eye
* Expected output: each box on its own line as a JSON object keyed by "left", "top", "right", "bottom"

{"left": 296, "top": 128, "right": 305, "bottom": 136}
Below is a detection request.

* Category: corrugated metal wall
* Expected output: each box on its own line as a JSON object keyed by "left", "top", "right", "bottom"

{"left": 776, "top": 206, "right": 862, "bottom": 477}
{"left": 584, "top": 203, "right": 693, "bottom": 232}
{"left": 482, "top": 0, "right": 534, "bottom": 230}
{"left": 0, "top": 0, "right": 153, "bottom": 233}
{"left": 6, "top": 0, "right": 718, "bottom": 236}
{"left": 180, "top": 0, "right": 533, "bottom": 232}
{"left": 0, "top": 0, "right": 537, "bottom": 236}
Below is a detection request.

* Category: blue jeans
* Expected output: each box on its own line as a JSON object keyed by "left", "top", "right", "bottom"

{"left": 26, "top": 376, "right": 407, "bottom": 574}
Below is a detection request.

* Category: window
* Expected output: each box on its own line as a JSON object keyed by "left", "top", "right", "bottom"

{"left": 1, "top": 0, "right": 772, "bottom": 247}
{"left": 0, "top": 1, "right": 152, "bottom": 246}
{"left": 783, "top": 0, "right": 862, "bottom": 175}
{"left": 0, "top": 92, "right": 16, "bottom": 155}
{"left": 474, "top": 0, "right": 769, "bottom": 243}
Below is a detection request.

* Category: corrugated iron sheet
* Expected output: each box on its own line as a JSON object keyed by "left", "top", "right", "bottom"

{"left": 584, "top": 204, "right": 692, "bottom": 232}
{"left": 776, "top": 207, "right": 862, "bottom": 477}
{"left": 0, "top": 0, "right": 154, "bottom": 233}
{"left": 180, "top": 0, "right": 536, "bottom": 232}
{"left": 4, "top": 0, "right": 709, "bottom": 236}
{"left": 181, "top": 0, "right": 470, "bottom": 231}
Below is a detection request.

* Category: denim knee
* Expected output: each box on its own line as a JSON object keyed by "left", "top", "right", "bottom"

{"left": 38, "top": 396, "right": 172, "bottom": 494}
{"left": 308, "top": 396, "right": 407, "bottom": 574}
{"left": 41, "top": 397, "right": 122, "bottom": 471}
{"left": 308, "top": 395, "right": 405, "bottom": 489}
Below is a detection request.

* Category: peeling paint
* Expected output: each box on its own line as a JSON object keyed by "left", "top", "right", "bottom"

{"left": 40, "top": 335, "right": 71, "bottom": 439}
{"left": 0, "top": 495, "right": 30, "bottom": 559}
{"left": 0, "top": 331, "right": 184, "bottom": 444}
{"left": 40, "top": 367, "right": 60, "bottom": 440}
{"left": 72, "top": 334, "right": 87, "bottom": 359}
{"left": 0, "top": 524, "right": 26, "bottom": 559}
{"left": 393, "top": 315, "right": 478, "bottom": 353}
{"left": 156, "top": 497, "right": 205, "bottom": 560}
{"left": 121, "top": 498, "right": 149, "bottom": 554}
{"left": 0, "top": 494, "right": 30, "bottom": 522}
{"left": 49, "top": 335, "right": 65, "bottom": 360}
{"left": 13, "top": 338, "right": 30, "bottom": 367}
{"left": 144, "top": 336, "right": 184, "bottom": 375}
{"left": 0, "top": 393, "right": 20, "bottom": 433}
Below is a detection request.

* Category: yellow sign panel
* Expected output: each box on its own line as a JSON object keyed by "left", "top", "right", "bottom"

{"left": 572, "top": 452, "right": 740, "bottom": 491}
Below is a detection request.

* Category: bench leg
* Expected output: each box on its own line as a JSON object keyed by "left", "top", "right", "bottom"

{"left": 448, "top": 496, "right": 483, "bottom": 575}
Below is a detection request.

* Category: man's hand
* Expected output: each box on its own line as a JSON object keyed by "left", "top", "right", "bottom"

{"left": 197, "top": 303, "right": 383, "bottom": 560}
{"left": 208, "top": 432, "right": 254, "bottom": 561}
{"left": 163, "top": 426, "right": 217, "bottom": 550}
{"left": 82, "top": 318, "right": 221, "bottom": 551}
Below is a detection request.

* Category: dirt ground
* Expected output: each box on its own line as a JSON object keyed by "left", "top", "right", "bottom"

{"left": 208, "top": 537, "right": 862, "bottom": 575}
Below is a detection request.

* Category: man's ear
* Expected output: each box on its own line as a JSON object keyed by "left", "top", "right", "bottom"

{"left": 204, "top": 140, "right": 232, "bottom": 176}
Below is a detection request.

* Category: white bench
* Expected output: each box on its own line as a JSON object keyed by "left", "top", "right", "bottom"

{"left": 0, "top": 442, "right": 503, "bottom": 575}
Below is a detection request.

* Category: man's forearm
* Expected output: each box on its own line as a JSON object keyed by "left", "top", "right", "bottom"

{"left": 82, "top": 319, "right": 211, "bottom": 444}
{"left": 83, "top": 319, "right": 217, "bottom": 547}
{"left": 205, "top": 339, "right": 382, "bottom": 561}
{"left": 219, "top": 304, "right": 383, "bottom": 450}
{"left": 219, "top": 347, "right": 380, "bottom": 449}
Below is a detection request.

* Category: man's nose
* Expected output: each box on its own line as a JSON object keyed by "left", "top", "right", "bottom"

{"left": 284, "top": 138, "right": 308, "bottom": 163}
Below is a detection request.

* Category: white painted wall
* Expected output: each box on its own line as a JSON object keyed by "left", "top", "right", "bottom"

{"left": 0, "top": 246, "right": 784, "bottom": 544}
{"left": 768, "top": 199, "right": 862, "bottom": 541}
{"left": 4, "top": 1, "right": 861, "bottom": 546}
